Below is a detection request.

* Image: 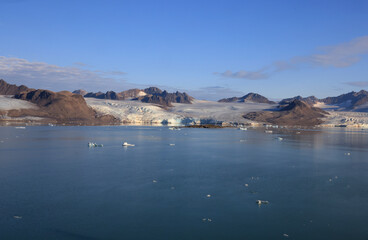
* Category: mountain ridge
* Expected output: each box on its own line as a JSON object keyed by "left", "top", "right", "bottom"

{"left": 218, "top": 93, "right": 275, "bottom": 104}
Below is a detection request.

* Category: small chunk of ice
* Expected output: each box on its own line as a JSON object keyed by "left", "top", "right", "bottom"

{"left": 256, "top": 200, "right": 269, "bottom": 205}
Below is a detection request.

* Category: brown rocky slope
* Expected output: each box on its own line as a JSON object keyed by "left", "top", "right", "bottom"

{"left": 243, "top": 99, "right": 328, "bottom": 126}
{"left": 0, "top": 80, "right": 118, "bottom": 125}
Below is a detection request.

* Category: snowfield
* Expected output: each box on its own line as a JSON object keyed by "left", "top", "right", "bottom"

{"left": 85, "top": 98, "right": 186, "bottom": 125}
{"left": 314, "top": 102, "right": 368, "bottom": 128}
{"left": 321, "top": 111, "right": 368, "bottom": 128}
{"left": 86, "top": 98, "right": 276, "bottom": 125}
{"left": 170, "top": 100, "right": 275, "bottom": 124}
{"left": 0, "top": 95, "right": 39, "bottom": 111}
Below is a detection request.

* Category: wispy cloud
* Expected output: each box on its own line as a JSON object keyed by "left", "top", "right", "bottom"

{"left": 344, "top": 81, "right": 368, "bottom": 87}
{"left": 214, "top": 69, "right": 268, "bottom": 80}
{"left": 0, "top": 56, "right": 128, "bottom": 92}
{"left": 217, "top": 35, "right": 368, "bottom": 80}
{"left": 187, "top": 86, "right": 244, "bottom": 101}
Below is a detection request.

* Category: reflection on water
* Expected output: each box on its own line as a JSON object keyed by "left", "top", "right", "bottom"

{"left": 0, "top": 126, "right": 367, "bottom": 240}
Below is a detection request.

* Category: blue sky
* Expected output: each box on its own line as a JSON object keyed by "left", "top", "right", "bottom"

{"left": 0, "top": 0, "right": 368, "bottom": 100}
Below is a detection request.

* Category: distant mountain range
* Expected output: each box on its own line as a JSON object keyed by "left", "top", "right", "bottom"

{"left": 279, "top": 90, "right": 368, "bottom": 110}
{"left": 218, "top": 93, "right": 276, "bottom": 104}
{"left": 320, "top": 90, "right": 368, "bottom": 109}
{"left": 1, "top": 78, "right": 368, "bottom": 126}
{"left": 74, "top": 87, "right": 193, "bottom": 107}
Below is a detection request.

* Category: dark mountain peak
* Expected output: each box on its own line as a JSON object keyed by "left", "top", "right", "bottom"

{"left": 219, "top": 92, "right": 275, "bottom": 104}
{"left": 279, "top": 95, "right": 319, "bottom": 106}
{"left": 144, "top": 87, "right": 162, "bottom": 95}
{"left": 357, "top": 90, "right": 368, "bottom": 95}
{"left": 82, "top": 86, "right": 193, "bottom": 106}
{"left": 84, "top": 91, "right": 123, "bottom": 100}
{"left": 280, "top": 99, "right": 310, "bottom": 111}
{"left": 139, "top": 89, "right": 194, "bottom": 106}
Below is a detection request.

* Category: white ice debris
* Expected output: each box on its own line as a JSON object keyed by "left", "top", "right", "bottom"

{"left": 202, "top": 218, "right": 212, "bottom": 222}
{"left": 256, "top": 200, "right": 269, "bottom": 205}
{"left": 88, "top": 142, "right": 103, "bottom": 147}
{"left": 122, "top": 142, "right": 135, "bottom": 147}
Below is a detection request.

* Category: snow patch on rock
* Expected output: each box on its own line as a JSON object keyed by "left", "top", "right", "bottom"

{"left": 0, "top": 95, "right": 39, "bottom": 110}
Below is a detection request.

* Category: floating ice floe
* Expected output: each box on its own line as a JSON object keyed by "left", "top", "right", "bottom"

{"left": 256, "top": 200, "right": 269, "bottom": 205}
{"left": 88, "top": 142, "right": 103, "bottom": 147}
{"left": 122, "top": 142, "right": 135, "bottom": 147}
{"left": 202, "top": 218, "right": 212, "bottom": 222}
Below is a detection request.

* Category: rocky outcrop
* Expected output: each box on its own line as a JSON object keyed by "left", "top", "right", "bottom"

{"left": 0, "top": 79, "right": 31, "bottom": 95}
{"left": 82, "top": 86, "right": 192, "bottom": 107}
{"left": 244, "top": 100, "right": 328, "bottom": 126}
{"left": 219, "top": 93, "right": 275, "bottom": 104}
{"left": 72, "top": 89, "right": 88, "bottom": 96}
{"left": 144, "top": 87, "right": 163, "bottom": 95}
{"left": 84, "top": 91, "right": 123, "bottom": 100}
{"left": 136, "top": 89, "right": 194, "bottom": 107}
{"left": 14, "top": 89, "right": 98, "bottom": 121}
{"left": 0, "top": 80, "right": 118, "bottom": 124}
{"left": 120, "top": 89, "right": 146, "bottom": 99}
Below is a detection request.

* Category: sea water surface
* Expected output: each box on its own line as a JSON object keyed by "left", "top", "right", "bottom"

{"left": 0, "top": 126, "right": 367, "bottom": 240}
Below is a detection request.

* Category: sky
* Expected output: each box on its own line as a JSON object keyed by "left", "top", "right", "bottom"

{"left": 0, "top": 0, "right": 368, "bottom": 100}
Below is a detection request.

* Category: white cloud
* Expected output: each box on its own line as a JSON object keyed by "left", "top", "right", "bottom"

{"left": 344, "top": 81, "right": 368, "bottom": 87}
{"left": 187, "top": 86, "right": 244, "bottom": 101}
{"left": 216, "top": 35, "right": 368, "bottom": 80}
{"left": 309, "top": 36, "right": 368, "bottom": 67}
{"left": 214, "top": 69, "right": 269, "bottom": 80}
{"left": 0, "top": 56, "right": 128, "bottom": 92}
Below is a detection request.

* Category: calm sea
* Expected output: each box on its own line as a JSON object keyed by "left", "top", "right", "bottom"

{"left": 0, "top": 126, "right": 367, "bottom": 240}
